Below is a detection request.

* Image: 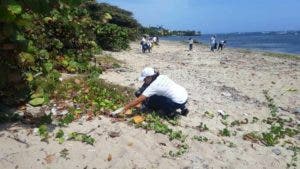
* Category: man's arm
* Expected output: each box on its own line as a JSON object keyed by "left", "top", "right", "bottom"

{"left": 124, "top": 95, "right": 147, "bottom": 110}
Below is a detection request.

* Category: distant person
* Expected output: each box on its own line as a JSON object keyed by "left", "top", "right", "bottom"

{"left": 140, "top": 36, "right": 151, "bottom": 53}
{"left": 218, "top": 40, "right": 227, "bottom": 51}
{"left": 146, "top": 39, "right": 152, "bottom": 52}
{"left": 140, "top": 36, "right": 146, "bottom": 48}
{"left": 152, "top": 36, "right": 159, "bottom": 45}
{"left": 210, "top": 35, "right": 216, "bottom": 52}
{"left": 189, "top": 38, "right": 193, "bottom": 51}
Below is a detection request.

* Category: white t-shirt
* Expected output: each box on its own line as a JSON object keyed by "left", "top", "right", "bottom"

{"left": 142, "top": 75, "right": 188, "bottom": 104}
{"left": 211, "top": 37, "right": 216, "bottom": 44}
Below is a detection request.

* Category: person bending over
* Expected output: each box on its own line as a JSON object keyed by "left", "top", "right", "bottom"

{"left": 124, "top": 67, "right": 189, "bottom": 117}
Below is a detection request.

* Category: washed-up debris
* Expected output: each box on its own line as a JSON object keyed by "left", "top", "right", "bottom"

{"left": 230, "top": 118, "right": 249, "bottom": 127}
{"left": 293, "top": 108, "right": 300, "bottom": 115}
{"left": 107, "top": 154, "right": 112, "bottom": 161}
{"left": 111, "top": 117, "right": 126, "bottom": 123}
{"left": 272, "top": 148, "right": 281, "bottom": 155}
{"left": 133, "top": 115, "right": 144, "bottom": 124}
{"left": 60, "top": 148, "right": 70, "bottom": 160}
{"left": 108, "top": 131, "right": 120, "bottom": 138}
{"left": 23, "top": 105, "right": 46, "bottom": 124}
{"left": 243, "top": 132, "right": 260, "bottom": 143}
{"left": 218, "top": 110, "right": 229, "bottom": 120}
{"left": 159, "top": 142, "right": 166, "bottom": 146}
{"left": 124, "top": 109, "right": 132, "bottom": 115}
{"left": 221, "top": 92, "right": 232, "bottom": 97}
{"left": 44, "top": 153, "right": 55, "bottom": 164}
{"left": 7, "top": 134, "right": 30, "bottom": 148}
{"left": 110, "top": 107, "right": 124, "bottom": 116}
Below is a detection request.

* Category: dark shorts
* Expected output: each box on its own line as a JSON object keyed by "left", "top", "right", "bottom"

{"left": 145, "top": 95, "right": 187, "bottom": 116}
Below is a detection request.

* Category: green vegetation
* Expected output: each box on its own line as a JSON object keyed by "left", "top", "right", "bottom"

{"left": 286, "top": 146, "right": 300, "bottom": 169}
{"left": 230, "top": 118, "right": 249, "bottom": 127}
{"left": 96, "top": 55, "right": 122, "bottom": 70}
{"left": 68, "top": 132, "right": 95, "bottom": 145}
{"left": 193, "top": 135, "right": 208, "bottom": 142}
{"left": 0, "top": 0, "right": 140, "bottom": 108}
{"left": 196, "top": 122, "right": 209, "bottom": 131}
{"left": 263, "top": 90, "right": 278, "bottom": 117}
{"left": 55, "top": 129, "right": 65, "bottom": 144}
{"left": 38, "top": 124, "right": 49, "bottom": 142}
{"left": 169, "top": 130, "right": 187, "bottom": 142}
{"left": 136, "top": 112, "right": 187, "bottom": 142}
{"left": 204, "top": 111, "right": 214, "bottom": 119}
{"left": 261, "top": 123, "right": 299, "bottom": 146}
{"left": 52, "top": 76, "right": 134, "bottom": 125}
{"left": 169, "top": 144, "right": 189, "bottom": 157}
{"left": 227, "top": 142, "right": 237, "bottom": 148}
{"left": 140, "top": 26, "right": 201, "bottom": 36}
{"left": 219, "top": 128, "right": 231, "bottom": 137}
{"left": 251, "top": 116, "right": 259, "bottom": 123}
{"left": 133, "top": 112, "right": 188, "bottom": 156}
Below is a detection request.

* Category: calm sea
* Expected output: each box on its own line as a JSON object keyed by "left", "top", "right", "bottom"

{"left": 160, "top": 31, "right": 300, "bottom": 55}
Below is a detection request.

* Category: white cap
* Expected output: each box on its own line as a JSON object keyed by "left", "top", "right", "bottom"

{"left": 139, "top": 67, "right": 155, "bottom": 81}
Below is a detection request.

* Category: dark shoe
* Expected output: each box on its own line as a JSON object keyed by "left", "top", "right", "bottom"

{"left": 180, "top": 108, "right": 189, "bottom": 116}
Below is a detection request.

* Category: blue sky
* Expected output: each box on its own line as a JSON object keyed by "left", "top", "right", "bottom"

{"left": 101, "top": 0, "right": 300, "bottom": 34}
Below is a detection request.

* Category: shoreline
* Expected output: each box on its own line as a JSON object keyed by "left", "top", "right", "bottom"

{"left": 160, "top": 36, "right": 300, "bottom": 57}
{"left": 159, "top": 39, "right": 300, "bottom": 60}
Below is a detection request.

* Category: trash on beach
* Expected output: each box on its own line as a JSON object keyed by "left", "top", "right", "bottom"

{"left": 107, "top": 154, "right": 112, "bottom": 161}
{"left": 124, "top": 109, "right": 132, "bottom": 115}
{"left": 217, "top": 110, "right": 226, "bottom": 117}
{"left": 110, "top": 107, "right": 124, "bottom": 116}
{"left": 243, "top": 132, "right": 260, "bottom": 143}
{"left": 133, "top": 115, "right": 144, "bottom": 124}
{"left": 272, "top": 148, "right": 281, "bottom": 155}
{"left": 108, "top": 131, "right": 120, "bottom": 138}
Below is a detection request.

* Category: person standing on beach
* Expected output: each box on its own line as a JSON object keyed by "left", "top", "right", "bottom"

{"left": 120, "top": 67, "right": 189, "bottom": 118}
{"left": 210, "top": 35, "right": 216, "bottom": 52}
{"left": 189, "top": 38, "right": 194, "bottom": 51}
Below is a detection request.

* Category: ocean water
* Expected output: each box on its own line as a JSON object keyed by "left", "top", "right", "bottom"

{"left": 160, "top": 31, "right": 300, "bottom": 55}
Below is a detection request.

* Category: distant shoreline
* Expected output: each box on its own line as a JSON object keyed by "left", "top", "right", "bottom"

{"left": 161, "top": 37, "right": 300, "bottom": 60}
{"left": 160, "top": 33, "right": 300, "bottom": 56}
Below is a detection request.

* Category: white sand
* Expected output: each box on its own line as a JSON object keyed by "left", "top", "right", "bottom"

{"left": 0, "top": 40, "right": 299, "bottom": 169}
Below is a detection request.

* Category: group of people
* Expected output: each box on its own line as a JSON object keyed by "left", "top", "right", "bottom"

{"left": 210, "top": 35, "right": 227, "bottom": 52}
{"left": 187, "top": 36, "right": 227, "bottom": 52}
{"left": 140, "top": 36, "right": 159, "bottom": 53}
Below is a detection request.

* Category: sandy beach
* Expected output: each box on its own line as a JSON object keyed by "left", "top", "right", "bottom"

{"left": 0, "top": 40, "right": 299, "bottom": 169}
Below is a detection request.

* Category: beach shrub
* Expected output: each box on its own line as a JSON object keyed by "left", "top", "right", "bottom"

{"left": 95, "top": 23, "right": 129, "bottom": 51}
{"left": 0, "top": 0, "right": 138, "bottom": 108}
